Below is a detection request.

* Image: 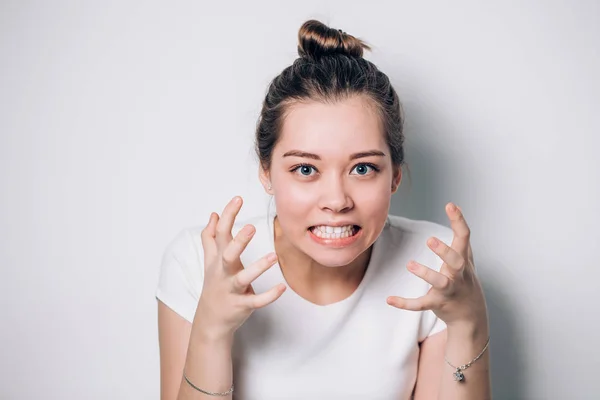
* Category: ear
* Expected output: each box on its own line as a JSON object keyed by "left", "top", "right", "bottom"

{"left": 391, "top": 166, "right": 402, "bottom": 193}
{"left": 258, "top": 166, "right": 273, "bottom": 194}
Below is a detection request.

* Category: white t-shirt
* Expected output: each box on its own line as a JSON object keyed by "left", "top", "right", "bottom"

{"left": 156, "top": 212, "right": 453, "bottom": 400}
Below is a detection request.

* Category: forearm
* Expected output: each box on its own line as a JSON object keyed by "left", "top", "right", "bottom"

{"left": 438, "top": 321, "right": 491, "bottom": 400}
{"left": 177, "top": 330, "right": 234, "bottom": 400}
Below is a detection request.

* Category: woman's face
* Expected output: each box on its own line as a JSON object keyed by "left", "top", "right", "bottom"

{"left": 260, "top": 95, "right": 401, "bottom": 267}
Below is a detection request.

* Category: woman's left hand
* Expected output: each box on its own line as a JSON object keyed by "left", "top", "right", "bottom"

{"left": 386, "top": 203, "right": 488, "bottom": 327}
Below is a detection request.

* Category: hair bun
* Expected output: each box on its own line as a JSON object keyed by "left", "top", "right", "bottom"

{"left": 297, "top": 20, "right": 371, "bottom": 62}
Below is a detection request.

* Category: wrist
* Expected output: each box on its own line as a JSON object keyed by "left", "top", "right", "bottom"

{"left": 190, "top": 312, "right": 234, "bottom": 346}
{"left": 447, "top": 316, "right": 489, "bottom": 342}
{"left": 444, "top": 320, "right": 490, "bottom": 371}
{"left": 192, "top": 307, "right": 236, "bottom": 345}
{"left": 191, "top": 323, "right": 235, "bottom": 347}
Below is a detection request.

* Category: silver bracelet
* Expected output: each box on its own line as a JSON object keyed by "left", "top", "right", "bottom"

{"left": 183, "top": 370, "right": 234, "bottom": 396}
{"left": 444, "top": 336, "right": 490, "bottom": 382}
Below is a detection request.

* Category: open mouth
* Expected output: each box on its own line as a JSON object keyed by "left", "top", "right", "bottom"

{"left": 308, "top": 224, "right": 362, "bottom": 240}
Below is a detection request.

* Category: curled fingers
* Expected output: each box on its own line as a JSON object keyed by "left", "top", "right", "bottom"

{"left": 231, "top": 252, "right": 278, "bottom": 293}
{"left": 221, "top": 224, "right": 256, "bottom": 274}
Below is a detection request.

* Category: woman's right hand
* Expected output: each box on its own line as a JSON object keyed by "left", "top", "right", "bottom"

{"left": 192, "top": 196, "right": 286, "bottom": 342}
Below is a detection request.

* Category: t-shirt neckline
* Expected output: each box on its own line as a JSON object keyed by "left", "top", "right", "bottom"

{"left": 264, "top": 211, "right": 390, "bottom": 310}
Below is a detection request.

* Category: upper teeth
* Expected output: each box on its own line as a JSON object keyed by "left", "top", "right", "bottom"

{"left": 313, "top": 225, "right": 354, "bottom": 233}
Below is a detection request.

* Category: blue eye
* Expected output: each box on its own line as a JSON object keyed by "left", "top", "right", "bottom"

{"left": 291, "top": 163, "right": 379, "bottom": 177}
{"left": 292, "top": 164, "right": 316, "bottom": 176}
{"left": 351, "top": 163, "right": 377, "bottom": 175}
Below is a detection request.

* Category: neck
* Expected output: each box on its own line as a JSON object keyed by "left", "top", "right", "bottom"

{"left": 272, "top": 215, "right": 372, "bottom": 305}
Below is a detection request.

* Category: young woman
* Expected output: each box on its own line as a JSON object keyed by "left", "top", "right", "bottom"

{"left": 157, "top": 19, "right": 491, "bottom": 400}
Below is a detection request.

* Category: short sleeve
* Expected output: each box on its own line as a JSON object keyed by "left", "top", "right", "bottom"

{"left": 418, "top": 310, "right": 447, "bottom": 342}
{"left": 155, "top": 228, "right": 204, "bottom": 323}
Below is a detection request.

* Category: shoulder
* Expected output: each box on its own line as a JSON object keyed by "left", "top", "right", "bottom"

{"left": 376, "top": 214, "right": 454, "bottom": 274}
{"left": 382, "top": 215, "right": 453, "bottom": 245}
{"left": 385, "top": 214, "right": 454, "bottom": 243}
{"left": 158, "top": 214, "right": 271, "bottom": 301}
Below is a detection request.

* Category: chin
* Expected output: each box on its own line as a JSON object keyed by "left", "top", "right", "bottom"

{"left": 301, "top": 227, "right": 370, "bottom": 267}
{"left": 304, "top": 250, "right": 364, "bottom": 268}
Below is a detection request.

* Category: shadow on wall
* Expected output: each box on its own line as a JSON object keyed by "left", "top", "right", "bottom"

{"left": 390, "top": 134, "right": 527, "bottom": 399}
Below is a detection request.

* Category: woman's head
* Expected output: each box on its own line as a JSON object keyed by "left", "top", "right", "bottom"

{"left": 255, "top": 20, "right": 405, "bottom": 267}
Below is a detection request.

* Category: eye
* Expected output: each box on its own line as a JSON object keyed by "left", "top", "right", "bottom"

{"left": 351, "top": 163, "right": 379, "bottom": 175}
{"left": 291, "top": 164, "right": 317, "bottom": 176}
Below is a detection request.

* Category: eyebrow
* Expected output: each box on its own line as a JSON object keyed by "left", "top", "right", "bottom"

{"left": 282, "top": 150, "right": 386, "bottom": 160}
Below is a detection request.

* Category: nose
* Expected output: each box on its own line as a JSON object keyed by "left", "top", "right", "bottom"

{"left": 318, "top": 175, "right": 354, "bottom": 213}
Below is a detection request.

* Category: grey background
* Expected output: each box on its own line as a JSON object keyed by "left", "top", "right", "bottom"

{"left": 1, "top": 1, "right": 598, "bottom": 399}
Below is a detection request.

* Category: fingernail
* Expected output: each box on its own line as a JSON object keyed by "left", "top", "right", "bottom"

{"left": 267, "top": 253, "right": 278, "bottom": 261}
{"left": 429, "top": 238, "right": 439, "bottom": 248}
{"left": 449, "top": 203, "right": 457, "bottom": 212}
{"left": 407, "top": 261, "right": 418, "bottom": 271}
{"left": 233, "top": 196, "right": 242, "bottom": 205}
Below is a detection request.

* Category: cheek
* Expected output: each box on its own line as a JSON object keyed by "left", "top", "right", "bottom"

{"left": 273, "top": 180, "right": 315, "bottom": 213}
{"left": 354, "top": 178, "right": 392, "bottom": 201}
{"left": 355, "top": 185, "right": 392, "bottom": 220}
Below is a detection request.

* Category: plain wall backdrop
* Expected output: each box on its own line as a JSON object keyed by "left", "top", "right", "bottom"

{"left": 1, "top": 1, "right": 598, "bottom": 399}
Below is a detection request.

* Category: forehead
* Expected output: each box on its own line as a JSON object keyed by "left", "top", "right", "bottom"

{"left": 275, "top": 96, "right": 386, "bottom": 156}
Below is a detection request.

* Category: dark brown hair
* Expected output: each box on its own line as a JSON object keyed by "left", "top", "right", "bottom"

{"left": 255, "top": 19, "right": 405, "bottom": 173}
